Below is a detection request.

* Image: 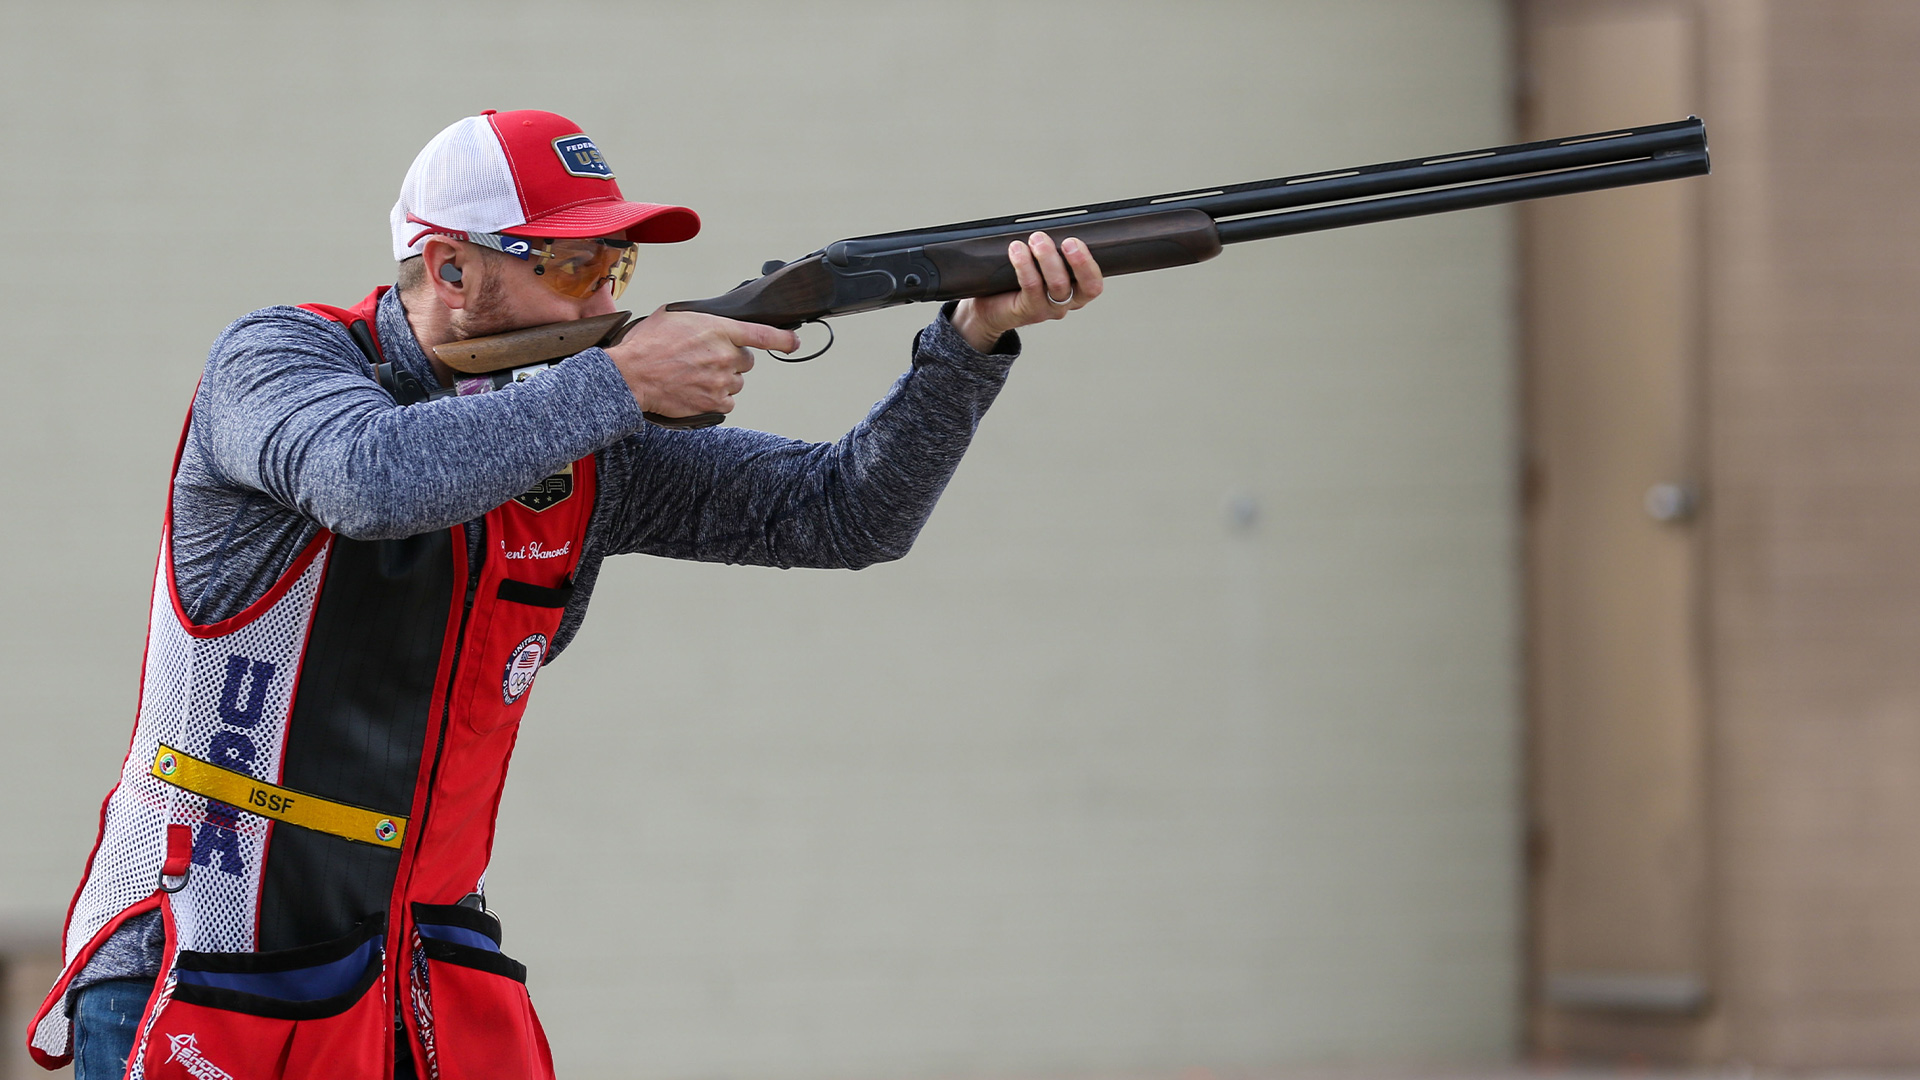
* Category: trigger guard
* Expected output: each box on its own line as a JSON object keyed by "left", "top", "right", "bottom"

{"left": 770, "top": 319, "right": 833, "bottom": 363}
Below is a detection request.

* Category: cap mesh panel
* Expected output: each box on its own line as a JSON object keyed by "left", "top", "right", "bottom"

{"left": 391, "top": 116, "right": 522, "bottom": 260}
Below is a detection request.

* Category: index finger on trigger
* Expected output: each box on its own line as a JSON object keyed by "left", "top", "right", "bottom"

{"left": 728, "top": 320, "right": 802, "bottom": 355}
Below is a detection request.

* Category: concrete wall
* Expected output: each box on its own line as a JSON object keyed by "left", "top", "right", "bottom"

{"left": 0, "top": 3, "right": 1519, "bottom": 1077}
{"left": 1701, "top": 0, "right": 1920, "bottom": 1064}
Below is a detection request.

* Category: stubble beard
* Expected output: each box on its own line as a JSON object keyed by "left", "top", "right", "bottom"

{"left": 448, "top": 269, "right": 515, "bottom": 340}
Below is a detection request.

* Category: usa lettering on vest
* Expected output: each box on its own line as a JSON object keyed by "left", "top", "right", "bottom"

{"left": 190, "top": 655, "right": 277, "bottom": 874}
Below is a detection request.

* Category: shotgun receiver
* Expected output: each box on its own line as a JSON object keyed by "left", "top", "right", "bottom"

{"left": 433, "top": 117, "right": 1709, "bottom": 427}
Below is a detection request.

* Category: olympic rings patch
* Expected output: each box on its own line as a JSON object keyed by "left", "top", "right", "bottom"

{"left": 502, "top": 634, "right": 547, "bottom": 704}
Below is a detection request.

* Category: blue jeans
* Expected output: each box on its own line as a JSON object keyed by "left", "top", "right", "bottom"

{"left": 70, "top": 978, "right": 153, "bottom": 1080}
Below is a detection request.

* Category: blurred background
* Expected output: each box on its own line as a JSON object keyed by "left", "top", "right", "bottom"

{"left": 0, "top": 0, "right": 1912, "bottom": 1077}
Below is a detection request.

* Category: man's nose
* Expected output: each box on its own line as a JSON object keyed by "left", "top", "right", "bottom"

{"left": 582, "top": 284, "right": 618, "bottom": 317}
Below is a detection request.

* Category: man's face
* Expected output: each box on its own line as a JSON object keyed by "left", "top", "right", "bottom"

{"left": 453, "top": 238, "right": 626, "bottom": 338}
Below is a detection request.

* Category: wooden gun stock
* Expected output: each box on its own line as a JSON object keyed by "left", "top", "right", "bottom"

{"left": 427, "top": 310, "right": 724, "bottom": 430}
{"left": 429, "top": 311, "right": 632, "bottom": 374}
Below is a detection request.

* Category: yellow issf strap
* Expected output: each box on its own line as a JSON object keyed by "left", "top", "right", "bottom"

{"left": 151, "top": 745, "right": 406, "bottom": 849}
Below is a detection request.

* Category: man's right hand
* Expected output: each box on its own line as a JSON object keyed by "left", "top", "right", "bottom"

{"left": 604, "top": 309, "right": 801, "bottom": 421}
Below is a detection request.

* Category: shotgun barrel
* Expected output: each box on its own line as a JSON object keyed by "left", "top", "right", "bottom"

{"left": 664, "top": 117, "right": 1709, "bottom": 337}
{"left": 831, "top": 117, "right": 1708, "bottom": 254}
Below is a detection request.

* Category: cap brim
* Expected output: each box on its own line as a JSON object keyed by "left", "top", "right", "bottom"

{"left": 506, "top": 199, "right": 701, "bottom": 244}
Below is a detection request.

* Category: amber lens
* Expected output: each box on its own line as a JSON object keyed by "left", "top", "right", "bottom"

{"left": 532, "top": 239, "right": 637, "bottom": 300}
{"left": 605, "top": 243, "right": 636, "bottom": 300}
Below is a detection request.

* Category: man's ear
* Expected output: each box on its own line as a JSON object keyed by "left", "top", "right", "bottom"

{"left": 423, "top": 238, "right": 471, "bottom": 311}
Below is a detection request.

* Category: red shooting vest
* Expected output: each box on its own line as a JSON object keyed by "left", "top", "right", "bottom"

{"left": 29, "top": 289, "right": 591, "bottom": 1080}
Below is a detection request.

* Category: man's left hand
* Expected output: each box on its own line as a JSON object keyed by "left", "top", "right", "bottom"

{"left": 950, "top": 231, "right": 1105, "bottom": 353}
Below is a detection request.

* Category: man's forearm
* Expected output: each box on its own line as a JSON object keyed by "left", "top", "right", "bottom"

{"left": 195, "top": 307, "right": 644, "bottom": 540}
{"left": 594, "top": 309, "right": 1019, "bottom": 568}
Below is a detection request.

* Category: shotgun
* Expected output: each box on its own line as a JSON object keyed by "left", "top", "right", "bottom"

{"left": 431, "top": 117, "right": 1709, "bottom": 428}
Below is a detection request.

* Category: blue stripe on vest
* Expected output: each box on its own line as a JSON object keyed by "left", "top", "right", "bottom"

{"left": 415, "top": 923, "right": 501, "bottom": 953}
{"left": 172, "top": 937, "right": 379, "bottom": 1001}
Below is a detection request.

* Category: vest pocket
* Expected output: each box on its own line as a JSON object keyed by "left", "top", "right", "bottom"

{"left": 142, "top": 916, "right": 387, "bottom": 1080}
{"left": 457, "top": 578, "right": 568, "bottom": 735}
{"left": 410, "top": 903, "right": 557, "bottom": 1080}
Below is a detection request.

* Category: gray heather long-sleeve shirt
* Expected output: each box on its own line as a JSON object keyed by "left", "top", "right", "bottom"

{"left": 73, "top": 285, "right": 1021, "bottom": 995}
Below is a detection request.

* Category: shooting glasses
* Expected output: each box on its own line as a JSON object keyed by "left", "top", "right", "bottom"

{"left": 521, "top": 237, "right": 637, "bottom": 301}
{"left": 408, "top": 216, "right": 640, "bottom": 301}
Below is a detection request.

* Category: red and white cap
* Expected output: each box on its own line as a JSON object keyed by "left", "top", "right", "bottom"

{"left": 391, "top": 109, "right": 700, "bottom": 260}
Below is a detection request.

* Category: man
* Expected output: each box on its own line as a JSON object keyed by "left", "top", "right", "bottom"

{"left": 28, "top": 109, "right": 1102, "bottom": 1080}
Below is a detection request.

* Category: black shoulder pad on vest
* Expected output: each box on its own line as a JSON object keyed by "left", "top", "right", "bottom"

{"left": 340, "top": 317, "right": 428, "bottom": 406}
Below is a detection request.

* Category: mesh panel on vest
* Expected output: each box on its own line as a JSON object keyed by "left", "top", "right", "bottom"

{"left": 32, "top": 535, "right": 332, "bottom": 1059}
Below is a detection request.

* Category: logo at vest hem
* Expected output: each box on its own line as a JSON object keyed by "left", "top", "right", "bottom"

{"left": 504, "top": 634, "right": 547, "bottom": 704}
{"left": 165, "top": 1032, "right": 235, "bottom": 1080}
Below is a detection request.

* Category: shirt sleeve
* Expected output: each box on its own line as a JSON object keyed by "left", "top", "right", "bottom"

{"left": 192, "top": 306, "right": 647, "bottom": 540}
{"left": 589, "top": 307, "right": 1021, "bottom": 569}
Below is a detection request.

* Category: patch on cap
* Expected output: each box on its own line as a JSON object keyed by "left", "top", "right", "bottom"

{"left": 552, "top": 134, "right": 613, "bottom": 179}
